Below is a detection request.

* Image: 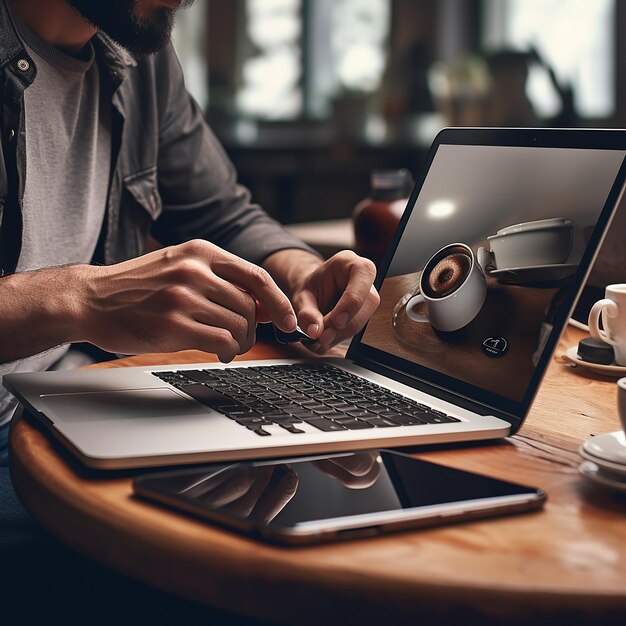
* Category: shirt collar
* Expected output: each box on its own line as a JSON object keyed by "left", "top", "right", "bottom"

{"left": 0, "top": 0, "right": 137, "bottom": 90}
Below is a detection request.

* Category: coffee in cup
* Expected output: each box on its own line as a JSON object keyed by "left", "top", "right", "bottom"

{"left": 588, "top": 284, "right": 626, "bottom": 366}
{"left": 422, "top": 250, "right": 472, "bottom": 298}
{"left": 406, "top": 243, "right": 486, "bottom": 332}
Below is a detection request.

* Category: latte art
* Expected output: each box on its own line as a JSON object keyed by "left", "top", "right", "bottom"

{"left": 424, "top": 252, "right": 471, "bottom": 298}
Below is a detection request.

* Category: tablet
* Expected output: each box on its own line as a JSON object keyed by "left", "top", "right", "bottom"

{"left": 133, "top": 450, "right": 546, "bottom": 545}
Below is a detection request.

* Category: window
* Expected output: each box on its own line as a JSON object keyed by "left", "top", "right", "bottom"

{"left": 483, "top": 0, "right": 615, "bottom": 119}
{"left": 236, "top": 0, "right": 391, "bottom": 120}
{"left": 237, "top": 0, "right": 303, "bottom": 120}
{"left": 172, "top": 1, "right": 209, "bottom": 110}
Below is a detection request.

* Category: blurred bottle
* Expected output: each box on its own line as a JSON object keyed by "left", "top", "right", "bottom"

{"left": 352, "top": 169, "right": 414, "bottom": 267}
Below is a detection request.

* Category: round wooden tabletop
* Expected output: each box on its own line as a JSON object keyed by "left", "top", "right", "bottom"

{"left": 9, "top": 326, "right": 626, "bottom": 625}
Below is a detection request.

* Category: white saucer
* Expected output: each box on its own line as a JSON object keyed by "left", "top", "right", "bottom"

{"left": 564, "top": 347, "right": 626, "bottom": 377}
{"left": 580, "top": 448, "right": 626, "bottom": 477}
{"left": 580, "top": 431, "right": 626, "bottom": 466}
{"left": 487, "top": 263, "right": 577, "bottom": 285}
{"left": 579, "top": 460, "right": 626, "bottom": 494}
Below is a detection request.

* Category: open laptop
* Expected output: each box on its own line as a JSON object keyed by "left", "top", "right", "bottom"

{"left": 5, "top": 128, "right": 626, "bottom": 469}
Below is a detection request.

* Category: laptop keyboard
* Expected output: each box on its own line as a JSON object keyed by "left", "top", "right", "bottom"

{"left": 152, "top": 364, "right": 460, "bottom": 437}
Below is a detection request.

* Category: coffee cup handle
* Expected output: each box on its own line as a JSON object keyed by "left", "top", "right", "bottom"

{"left": 405, "top": 294, "right": 429, "bottom": 323}
{"left": 588, "top": 299, "right": 620, "bottom": 345}
{"left": 477, "top": 247, "right": 495, "bottom": 272}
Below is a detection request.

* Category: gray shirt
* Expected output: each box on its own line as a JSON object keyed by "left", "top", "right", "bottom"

{"left": 0, "top": 19, "right": 110, "bottom": 425}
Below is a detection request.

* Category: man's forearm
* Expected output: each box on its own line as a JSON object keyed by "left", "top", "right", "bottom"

{"left": 0, "top": 266, "right": 87, "bottom": 363}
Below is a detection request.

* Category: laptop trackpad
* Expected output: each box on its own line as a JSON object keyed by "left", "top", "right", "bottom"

{"left": 40, "top": 388, "right": 208, "bottom": 424}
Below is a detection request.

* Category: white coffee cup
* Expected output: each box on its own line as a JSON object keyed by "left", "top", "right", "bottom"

{"left": 618, "top": 378, "right": 626, "bottom": 434}
{"left": 588, "top": 284, "right": 626, "bottom": 366}
{"left": 406, "top": 243, "right": 486, "bottom": 332}
{"left": 477, "top": 217, "right": 573, "bottom": 271}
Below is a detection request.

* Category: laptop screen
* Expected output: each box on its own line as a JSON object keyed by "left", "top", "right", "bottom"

{"left": 356, "top": 129, "right": 626, "bottom": 420}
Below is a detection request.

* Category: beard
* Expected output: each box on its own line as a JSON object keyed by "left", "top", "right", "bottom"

{"left": 66, "top": 0, "right": 194, "bottom": 55}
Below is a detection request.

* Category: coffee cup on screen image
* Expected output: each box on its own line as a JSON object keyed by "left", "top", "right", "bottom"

{"left": 618, "top": 378, "right": 626, "bottom": 435}
{"left": 405, "top": 243, "right": 486, "bottom": 332}
{"left": 477, "top": 217, "right": 573, "bottom": 272}
{"left": 588, "top": 284, "right": 626, "bottom": 366}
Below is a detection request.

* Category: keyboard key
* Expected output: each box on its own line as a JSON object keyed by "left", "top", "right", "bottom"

{"left": 246, "top": 425, "right": 271, "bottom": 436}
{"left": 384, "top": 414, "right": 425, "bottom": 426}
{"left": 304, "top": 418, "right": 347, "bottom": 432}
{"left": 176, "top": 384, "right": 234, "bottom": 410}
{"left": 325, "top": 400, "right": 350, "bottom": 409}
{"left": 280, "top": 423, "right": 306, "bottom": 434}
{"left": 224, "top": 406, "right": 256, "bottom": 415}
{"left": 184, "top": 369, "right": 224, "bottom": 383}
{"left": 322, "top": 412, "right": 350, "bottom": 420}
{"left": 234, "top": 416, "right": 268, "bottom": 425}
{"left": 334, "top": 418, "right": 375, "bottom": 430}
{"left": 290, "top": 410, "right": 320, "bottom": 420}
{"left": 267, "top": 416, "right": 302, "bottom": 424}
{"left": 344, "top": 409, "right": 378, "bottom": 419}
{"left": 364, "top": 417, "right": 400, "bottom": 428}
{"left": 262, "top": 411, "right": 292, "bottom": 419}
{"left": 301, "top": 403, "right": 327, "bottom": 411}
{"left": 418, "top": 413, "right": 461, "bottom": 424}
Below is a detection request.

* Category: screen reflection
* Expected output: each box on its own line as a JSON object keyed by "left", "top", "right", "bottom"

{"left": 167, "top": 451, "right": 536, "bottom": 527}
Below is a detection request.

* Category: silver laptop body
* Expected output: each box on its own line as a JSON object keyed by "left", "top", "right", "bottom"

{"left": 5, "top": 128, "right": 626, "bottom": 469}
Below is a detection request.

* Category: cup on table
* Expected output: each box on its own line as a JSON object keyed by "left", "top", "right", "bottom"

{"left": 618, "top": 378, "right": 626, "bottom": 434}
{"left": 477, "top": 217, "right": 573, "bottom": 272}
{"left": 588, "top": 284, "right": 626, "bottom": 366}
{"left": 405, "top": 242, "right": 486, "bottom": 332}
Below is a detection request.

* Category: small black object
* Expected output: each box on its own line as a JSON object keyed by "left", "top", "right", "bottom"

{"left": 273, "top": 324, "right": 315, "bottom": 345}
{"left": 577, "top": 337, "right": 614, "bottom": 365}
{"left": 482, "top": 337, "right": 509, "bottom": 358}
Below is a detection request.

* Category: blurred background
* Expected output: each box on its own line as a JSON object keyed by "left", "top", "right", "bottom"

{"left": 171, "top": 0, "right": 625, "bottom": 290}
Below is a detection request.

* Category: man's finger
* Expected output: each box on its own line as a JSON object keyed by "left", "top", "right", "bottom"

{"left": 326, "top": 452, "right": 379, "bottom": 477}
{"left": 292, "top": 289, "right": 324, "bottom": 340}
{"left": 193, "top": 465, "right": 257, "bottom": 507}
{"left": 249, "top": 465, "right": 299, "bottom": 524}
{"left": 254, "top": 299, "right": 272, "bottom": 324}
{"left": 189, "top": 323, "right": 241, "bottom": 363}
{"left": 314, "top": 454, "right": 381, "bottom": 489}
{"left": 204, "top": 275, "right": 257, "bottom": 319}
{"left": 211, "top": 253, "right": 297, "bottom": 332}
{"left": 313, "top": 285, "right": 379, "bottom": 351}
{"left": 328, "top": 255, "right": 377, "bottom": 330}
{"left": 186, "top": 295, "right": 254, "bottom": 354}
{"left": 222, "top": 465, "right": 275, "bottom": 518}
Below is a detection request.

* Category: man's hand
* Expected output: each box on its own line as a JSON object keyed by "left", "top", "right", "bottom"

{"left": 313, "top": 451, "right": 381, "bottom": 489}
{"left": 183, "top": 463, "right": 298, "bottom": 525}
{"left": 0, "top": 242, "right": 375, "bottom": 365}
{"left": 180, "top": 452, "right": 381, "bottom": 525}
{"left": 78, "top": 240, "right": 297, "bottom": 362}
{"left": 264, "top": 249, "right": 380, "bottom": 352}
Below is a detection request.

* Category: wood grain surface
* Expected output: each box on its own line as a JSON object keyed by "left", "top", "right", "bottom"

{"left": 9, "top": 327, "right": 626, "bottom": 625}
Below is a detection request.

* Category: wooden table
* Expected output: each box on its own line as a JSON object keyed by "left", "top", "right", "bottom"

{"left": 9, "top": 326, "right": 626, "bottom": 625}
